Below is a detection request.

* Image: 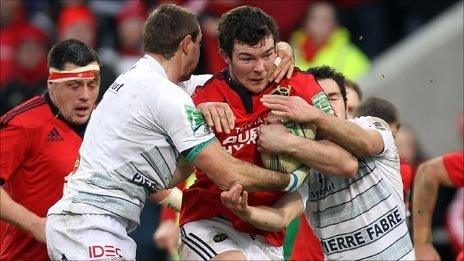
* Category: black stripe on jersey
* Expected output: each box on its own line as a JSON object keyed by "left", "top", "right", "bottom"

{"left": 0, "top": 96, "right": 45, "bottom": 128}
{"left": 181, "top": 227, "right": 213, "bottom": 259}
{"left": 316, "top": 177, "right": 385, "bottom": 213}
{"left": 355, "top": 231, "right": 413, "bottom": 261}
{"left": 309, "top": 159, "right": 377, "bottom": 202}
{"left": 155, "top": 146, "right": 172, "bottom": 175}
{"left": 317, "top": 194, "right": 392, "bottom": 229}
{"left": 181, "top": 239, "right": 208, "bottom": 261}
{"left": 188, "top": 232, "right": 218, "bottom": 256}
{"left": 140, "top": 153, "right": 167, "bottom": 188}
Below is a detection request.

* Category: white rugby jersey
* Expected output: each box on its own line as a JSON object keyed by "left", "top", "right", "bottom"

{"left": 298, "top": 116, "right": 415, "bottom": 260}
{"left": 48, "top": 55, "right": 215, "bottom": 232}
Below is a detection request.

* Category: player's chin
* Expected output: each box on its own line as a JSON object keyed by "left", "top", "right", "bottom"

{"left": 247, "top": 80, "right": 268, "bottom": 93}
{"left": 71, "top": 114, "right": 90, "bottom": 126}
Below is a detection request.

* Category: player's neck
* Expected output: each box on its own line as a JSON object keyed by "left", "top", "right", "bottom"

{"left": 147, "top": 53, "right": 183, "bottom": 84}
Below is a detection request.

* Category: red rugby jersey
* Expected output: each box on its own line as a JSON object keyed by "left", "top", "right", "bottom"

{"left": 180, "top": 69, "right": 331, "bottom": 247}
{"left": 443, "top": 151, "right": 464, "bottom": 187}
{"left": 0, "top": 93, "right": 85, "bottom": 261}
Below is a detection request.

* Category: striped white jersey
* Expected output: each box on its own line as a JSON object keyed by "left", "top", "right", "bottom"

{"left": 48, "top": 55, "right": 215, "bottom": 232}
{"left": 298, "top": 116, "right": 415, "bottom": 260}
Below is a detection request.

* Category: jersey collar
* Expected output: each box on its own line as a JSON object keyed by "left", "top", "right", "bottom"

{"left": 43, "top": 91, "right": 87, "bottom": 138}
{"left": 224, "top": 69, "right": 254, "bottom": 114}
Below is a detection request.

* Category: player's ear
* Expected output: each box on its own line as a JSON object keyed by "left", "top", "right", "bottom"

{"left": 219, "top": 49, "right": 231, "bottom": 65}
{"left": 180, "top": 34, "right": 192, "bottom": 55}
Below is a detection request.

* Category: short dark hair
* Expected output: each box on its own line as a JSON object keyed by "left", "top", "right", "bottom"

{"left": 218, "top": 6, "right": 279, "bottom": 58}
{"left": 48, "top": 39, "right": 101, "bottom": 70}
{"left": 143, "top": 4, "right": 199, "bottom": 59}
{"left": 307, "top": 66, "right": 347, "bottom": 104}
{"left": 354, "top": 96, "right": 399, "bottom": 124}
{"left": 345, "top": 79, "right": 363, "bottom": 100}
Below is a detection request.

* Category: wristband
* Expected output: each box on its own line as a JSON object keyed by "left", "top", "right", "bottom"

{"left": 284, "top": 165, "right": 311, "bottom": 192}
{"left": 159, "top": 187, "right": 182, "bottom": 212}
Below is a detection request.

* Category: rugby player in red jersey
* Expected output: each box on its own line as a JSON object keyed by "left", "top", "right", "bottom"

{"left": 414, "top": 150, "right": 464, "bottom": 261}
{"left": 179, "top": 6, "right": 357, "bottom": 260}
{"left": 0, "top": 39, "right": 101, "bottom": 261}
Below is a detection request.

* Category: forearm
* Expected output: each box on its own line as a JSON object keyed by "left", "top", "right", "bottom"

{"left": 285, "top": 135, "right": 358, "bottom": 177}
{"left": 412, "top": 171, "right": 439, "bottom": 244}
{"left": 0, "top": 188, "right": 42, "bottom": 233}
{"left": 240, "top": 206, "right": 290, "bottom": 232}
{"left": 227, "top": 157, "right": 289, "bottom": 192}
{"left": 313, "top": 114, "right": 372, "bottom": 157}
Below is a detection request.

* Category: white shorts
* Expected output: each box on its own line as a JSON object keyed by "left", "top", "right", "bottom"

{"left": 46, "top": 214, "right": 136, "bottom": 260}
{"left": 180, "top": 218, "right": 283, "bottom": 260}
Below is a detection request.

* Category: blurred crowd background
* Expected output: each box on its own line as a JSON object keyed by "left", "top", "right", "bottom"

{"left": 1, "top": 0, "right": 462, "bottom": 260}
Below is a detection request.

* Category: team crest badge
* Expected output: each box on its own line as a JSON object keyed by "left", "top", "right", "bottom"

{"left": 184, "top": 104, "right": 211, "bottom": 137}
{"left": 312, "top": 92, "right": 334, "bottom": 114}
{"left": 271, "top": 85, "right": 292, "bottom": 96}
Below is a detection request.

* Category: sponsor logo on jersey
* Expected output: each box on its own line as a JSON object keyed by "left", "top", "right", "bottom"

{"left": 366, "top": 116, "right": 390, "bottom": 132}
{"left": 184, "top": 104, "right": 211, "bottom": 137}
{"left": 45, "top": 127, "right": 64, "bottom": 142}
{"left": 213, "top": 232, "right": 229, "bottom": 243}
{"left": 88, "top": 245, "right": 122, "bottom": 258}
{"left": 108, "top": 82, "right": 125, "bottom": 93}
{"left": 312, "top": 92, "right": 334, "bottom": 114}
{"left": 222, "top": 117, "right": 264, "bottom": 154}
{"left": 321, "top": 208, "right": 404, "bottom": 254}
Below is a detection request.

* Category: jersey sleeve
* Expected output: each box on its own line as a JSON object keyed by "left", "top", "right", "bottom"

{"left": 352, "top": 116, "right": 395, "bottom": 156}
{"left": 155, "top": 87, "right": 215, "bottom": 157}
{"left": 179, "top": 74, "right": 213, "bottom": 96}
{"left": 0, "top": 119, "right": 29, "bottom": 184}
{"left": 443, "top": 151, "right": 464, "bottom": 187}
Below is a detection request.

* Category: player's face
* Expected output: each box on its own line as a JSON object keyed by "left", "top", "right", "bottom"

{"left": 48, "top": 62, "right": 100, "bottom": 125}
{"left": 225, "top": 36, "right": 276, "bottom": 94}
{"left": 317, "top": 78, "right": 347, "bottom": 119}
{"left": 346, "top": 86, "right": 360, "bottom": 119}
{"left": 181, "top": 30, "right": 202, "bottom": 82}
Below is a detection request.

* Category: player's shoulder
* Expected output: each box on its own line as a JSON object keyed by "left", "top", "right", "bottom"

{"left": 285, "top": 68, "right": 320, "bottom": 92}
{"left": 1, "top": 95, "right": 50, "bottom": 129}
{"left": 289, "top": 68, "right": 317, "bottom": 82}
{"left": 351, "top": 116, "right": 391, "bottom": 132}
{"left": 194, "top": 70, "right": 227, "bottom": 90}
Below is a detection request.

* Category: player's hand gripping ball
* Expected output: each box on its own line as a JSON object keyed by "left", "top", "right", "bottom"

{"left": 260, "top": 86, "right": 317, "bottom": 173}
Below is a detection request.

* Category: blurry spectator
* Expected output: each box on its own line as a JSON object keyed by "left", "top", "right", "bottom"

{"left": 1, "top": 24, "right": 49, "bottom": 115}
{"left": 396, "top": 124, "right": 427, "bottom": 169}
{"left": 290, "top": 1, "right": 370, "bottom": 80}
{"left": 112, "top": 0, "right": 146, "bottom": 75}
{"left": 57, "top": 5, "right": 97, "bottom": 48}
{"left": 345, "top": 79, "right": 363, "bottom": 119}
{"left": 336, "top": 0, "right": 388, "bottom": 58}
{"left": 0, "top": 0, "right": 27, "bottom": 88}
{"left": 56, "top": 3, "right": 116, "bottom": 100}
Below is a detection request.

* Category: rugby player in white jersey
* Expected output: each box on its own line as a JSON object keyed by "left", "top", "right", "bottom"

{"left": 222, "top": 66, "right": 415, "bottom": 260}
{"left": 45, "top": 4, "right": 307, "bottom": 260}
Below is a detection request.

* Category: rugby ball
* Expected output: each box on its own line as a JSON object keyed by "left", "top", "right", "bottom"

{"left": 261, "top": 119, "right": 317, "bottom": 173}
